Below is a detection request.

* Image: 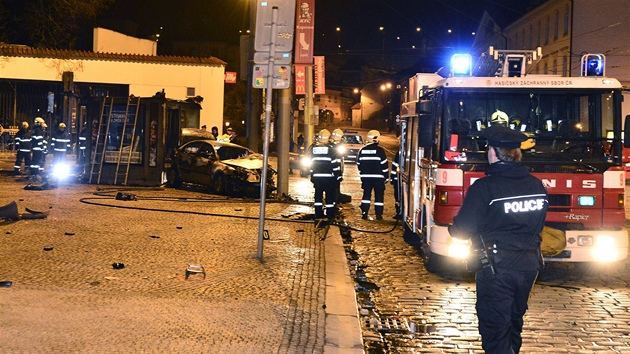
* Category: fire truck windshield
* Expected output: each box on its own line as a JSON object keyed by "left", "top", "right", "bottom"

{"left": 441, "top": 89, "right": 621, "bottom": 170}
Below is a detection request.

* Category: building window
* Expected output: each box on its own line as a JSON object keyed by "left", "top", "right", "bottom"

{"left": 552, "top": 59, "right": 558, "bottom": 75}
{"left": 529, "top": 24, "right": 533, "bottom": 48}
{"left": 544, "top": 62, "right": 548, "bottom": 74}
{"left": 186, "top": 87, "right": 195, "bottom": 97}
{"left": 563, "top": 6, "right": 570, "bottom": 35}
{"left": 545, "top": 15, "right": 550, "bottom": 44}
{"left": 521, "top": 29, "right": 525, "bottom": 48}
{"left": 553, "top": 10, "right": 559, "bottom": 40}
{"left": 537, "top": 20, "right": 541, "bottom": 47}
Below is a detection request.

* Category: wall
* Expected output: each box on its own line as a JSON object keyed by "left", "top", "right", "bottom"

{"left": 93, "top": 28, "right": 157, "bottom": 55}
{"left": 0, "top": 52, "right": 225, "bottom": 130}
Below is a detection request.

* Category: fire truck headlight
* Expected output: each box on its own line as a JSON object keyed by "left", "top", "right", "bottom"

{"left": 577, "top": 196, "right": 595, "bottom": 206}
{"left": 448, "top": 237, "right": 471, "bottom": 259}
{"left": 51, "top": 163, "right": 71, "bottom": 180}
{"left": 593, "top": 235, "right": 618, "bottom": 262}
{"left": 336, "top": 145, "right": 346, "bottom": 155}
{"left": 577, "top": 235, "right": 593, "bottom": 247}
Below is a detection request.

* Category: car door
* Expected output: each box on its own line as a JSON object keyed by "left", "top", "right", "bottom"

{"left": 177, "top": 141, "right": 202, "bottom": 182}
{"left": 191, "top": 141, "right": 217, "bottom": 186}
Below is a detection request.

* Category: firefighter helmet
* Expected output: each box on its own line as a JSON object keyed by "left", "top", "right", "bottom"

{"left": 331, "top": 128, "right": 343, "bottom": 143}
{"left": 59, "top": 122, "right": 66, "bottom": 129}
{"left": 21, "top": 121, "right": 29, "bottom": 129}
{"left": 490, "top": 110, "right": 509, "bottom": 126}
{"left": 34, "top": 117, "right": 45, "bottom": 126}
{"left": 367, "top": 130, "right": 381, "bottom": 142}
{"left": 318, "top": 129, "right": 331, "bottom": 144}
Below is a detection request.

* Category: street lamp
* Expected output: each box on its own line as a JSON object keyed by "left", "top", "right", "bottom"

{"left": 336, "top": 27, "right": 341, "bottom": 53}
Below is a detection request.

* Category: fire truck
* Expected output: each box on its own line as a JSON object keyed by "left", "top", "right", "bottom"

{"left": 399, "top": 47, "right": 629, "bottom": 272}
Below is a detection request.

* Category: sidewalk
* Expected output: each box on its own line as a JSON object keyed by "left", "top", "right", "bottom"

{"left": 0, "top": 159, "right": 364, "bottom": 353}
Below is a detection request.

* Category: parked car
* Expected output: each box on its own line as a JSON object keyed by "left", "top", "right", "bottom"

{"left": 165, "top": 139, "right": 276, "bottom": 197}
{"left": 337, "top": 131, "right": 364, "bottom": 163}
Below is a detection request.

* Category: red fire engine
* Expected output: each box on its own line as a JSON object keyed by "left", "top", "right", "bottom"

{"left": 399, "top": 48, "right": 628, "bottom": 272}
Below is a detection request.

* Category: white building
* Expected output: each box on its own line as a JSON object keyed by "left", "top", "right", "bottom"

{"left": 0, "top": 28, "right": 226, "bottom": 130}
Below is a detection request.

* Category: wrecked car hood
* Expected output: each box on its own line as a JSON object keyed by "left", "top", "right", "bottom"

{"left": 222, "top": 157, "right": 263, "bottom": 170}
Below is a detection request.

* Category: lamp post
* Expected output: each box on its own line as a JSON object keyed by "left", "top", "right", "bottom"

{"left": 336, "top": 27, "right": 341, "bottom": 54}
{"left": 354, "top": 88, "right": 362, "bottom": 128}
{"left": 379, "top": 26, "right": 385, "bottom": 60}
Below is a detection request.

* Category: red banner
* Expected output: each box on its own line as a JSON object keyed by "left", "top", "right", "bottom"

{"left": 314, "top": 56, "right": 325, "bottom": 95}
{"left": 294, "top": 0, "right": 315, "bottom": 64}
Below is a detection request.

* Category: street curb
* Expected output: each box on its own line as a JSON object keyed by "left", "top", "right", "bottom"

{"left": 324, "top": 225, "right": 365, "bottom": 354}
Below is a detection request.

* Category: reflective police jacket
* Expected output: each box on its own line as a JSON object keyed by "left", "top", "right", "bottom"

{"left": 357, "top": 142, "right": 388, "bottom": 181}
{"left": 15, "top": 128, "right": 32, "bottom": 152}
{"left": 310, "top": 142, "right": 341, "bottom": 182}
{"left": 448, "top": 162, "right": 548, "bottom": 271}
{"left": 51, "top": 129, "right": 71, "bottom": 153}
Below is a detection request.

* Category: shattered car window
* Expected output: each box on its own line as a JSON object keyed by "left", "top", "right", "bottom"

{"left": 216, "top": 146, "right": 250, "bottom": 160}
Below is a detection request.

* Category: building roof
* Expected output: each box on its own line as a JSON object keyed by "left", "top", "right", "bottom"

{"left": 0, "top": 44, "right": 226, "bottom": 67}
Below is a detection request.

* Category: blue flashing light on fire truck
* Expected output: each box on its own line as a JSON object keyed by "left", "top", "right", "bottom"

{"left": 398, "top": 47, "right": 629, "bottom": 272}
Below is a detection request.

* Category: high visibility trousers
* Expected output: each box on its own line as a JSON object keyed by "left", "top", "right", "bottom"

{"left": 360, "top": 179, "right": 385, "bottom": 216}
{"left": 313, "top": 179, "right": 337, "bottom": 220}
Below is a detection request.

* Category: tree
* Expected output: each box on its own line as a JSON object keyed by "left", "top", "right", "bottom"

{"left": 0, "top": 0, "right": 114, "bottom": 49}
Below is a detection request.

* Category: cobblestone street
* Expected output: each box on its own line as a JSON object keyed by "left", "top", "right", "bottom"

{"left": 337, "top": 158, "right": 630, "bottom": 353}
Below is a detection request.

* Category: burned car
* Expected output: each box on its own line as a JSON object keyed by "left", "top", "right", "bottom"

{"left": 165, "top": 139, "right": 276, "bottom": 197}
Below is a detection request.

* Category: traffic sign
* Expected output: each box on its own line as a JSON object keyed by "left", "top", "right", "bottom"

{"left": 254, "top": 0, "right": 296, "bottom": 52}
{"left": 252, "top": 64, "right": 292, "bottom": 89}
{"left": 294, "top": 65, "right": 306, "bottom": 95}
{"left": 253, "top": 51, "right": 292, "bottom": 65}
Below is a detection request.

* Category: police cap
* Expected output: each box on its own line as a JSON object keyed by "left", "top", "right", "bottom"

{"left": 483, "top": 125, "right": 527, "bottom": 149}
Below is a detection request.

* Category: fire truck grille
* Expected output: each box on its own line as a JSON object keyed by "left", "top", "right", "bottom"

{"left": 547, "top": 194, "right": 570, "bottom": 207}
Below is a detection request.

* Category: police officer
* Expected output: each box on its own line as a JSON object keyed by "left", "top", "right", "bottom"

{"left": 357, "top": 130, "right": 388, "bottom": 220}
{"left": 30, "top": 117, "right": 47, "bottom": 177}
{"left": 390, "top": 150, "right": 401, "bottom": 219}
{"left": 448, "top": 124, "right": 548, "bottom": 354}
{"left": 51, "top": 122, "right": 71, "bottom": 165}
{"left": 13, "top": 121, "right": 32, "bottom": 175}
{"left": 310, "top": 129, "right": 342, "bottom": 226}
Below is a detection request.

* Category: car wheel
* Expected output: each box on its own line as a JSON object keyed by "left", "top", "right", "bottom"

{"left": 212, "top": 173, "right": 227, "bottom": 195}
{"left": 166, "top": 168, "right": 181, "bottom": 188}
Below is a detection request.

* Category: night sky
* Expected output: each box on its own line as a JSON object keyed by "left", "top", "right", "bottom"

{"left": 99, "top": 0, "right": 537, "bottom": 56}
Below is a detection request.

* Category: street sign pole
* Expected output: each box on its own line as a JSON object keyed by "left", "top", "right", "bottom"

{"left": 257, "top": 6, "right": 279, "bottom": 260}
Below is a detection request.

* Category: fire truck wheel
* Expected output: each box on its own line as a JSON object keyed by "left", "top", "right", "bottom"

{"left": 422, "top": 251, "right": 444, "bottom": 273}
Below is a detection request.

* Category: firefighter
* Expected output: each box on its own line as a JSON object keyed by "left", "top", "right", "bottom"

{"left": 13, "top": 121, "right": 32, "bottom": 175}
{"left": 78, "top": 122, "right": 88, "bottom": 165}
{"left": 448, "top": 125, "right": 548, "bottom": 354}
{"left": 310, "top": 129, "right": 342, "bottom": 226}
{"left": 490, "top": 109, "right": 509, "bottom": 126}
{"left": 390, "top": 150, "right": 401, "bottom": 219}
{"left": 357, "top": 130, "right": 388, "bottom": 220}
{"left": 30, "top": 117, "right": 47, "bottom": 177}
{"left": 51, "top": 122, "right": 71, "bottom": 166}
